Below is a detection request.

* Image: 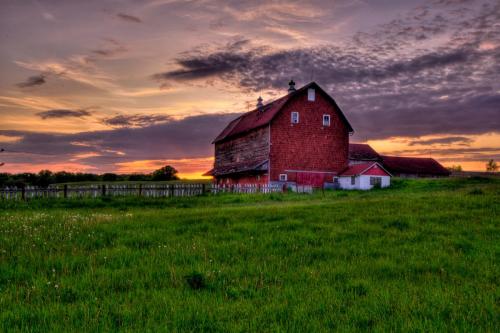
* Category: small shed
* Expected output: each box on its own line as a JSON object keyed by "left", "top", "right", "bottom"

{"left": 338, "top": 162, "right": 391, "bottom": 190}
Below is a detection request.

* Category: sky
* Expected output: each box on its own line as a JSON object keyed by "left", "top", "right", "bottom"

{"left": 0, "top": 0, "right": 499, "bottom": 178}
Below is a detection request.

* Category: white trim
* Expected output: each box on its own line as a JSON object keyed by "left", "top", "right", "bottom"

{"left": 268, "top": 123, "right": 271, "bottom": 185}
{"left": 279, "top": 174, "right": 287, "bottom": 181}
{"left": 323, "top": 114, "right": 331, "bottom": 126}
{"left": 344, "top": 162, "right": 392, "bottom": 177}
{"left": 291, "top": 111, "right": 299, "bottom": 124}
{"left": 359, "top": 162, "right": 392, "bottom": 177}
{"left": 308, "top": 88, "right": 315, "bottom": 101}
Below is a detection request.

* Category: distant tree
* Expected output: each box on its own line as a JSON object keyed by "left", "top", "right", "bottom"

{"left": 54, "top": 171, "right": 75, "bottom": 183}
{"left": 102, "top": 173, "right": 118, "bottom": 181}
{"left": 447, "top": 165, "right": 462, "bottom": 172}
{"left": 0, "top": 173, "right": 10, "bottom": 187}
{"left": 128, "top": 173, "right": 150, "bottom": 181}
{"left": 36, "top": 170, "right": 55, "bottom": 188}
{"left": 151, "top": 165, "right": 179, "bottom": 181}
{"left": 486, "top": 159, "right": 498, "bottom": 172}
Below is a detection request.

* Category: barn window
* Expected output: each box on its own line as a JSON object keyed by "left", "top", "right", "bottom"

{"left": 323, "top": 114, "right": 331, "bottom": 126}
{"left": 351, "top": 176, "right": 355, "bottom": 185}
{"left": 279, "top": 174, "right": 287, "bottom": 181}
{"left": 308, "top": 88, "right": 315, "bottom": 101}
{"left": 291, "top": 112, "right": 299, "bottom": 124}
{"left": 370, "top": 177, "right": 382, "bottom": 186}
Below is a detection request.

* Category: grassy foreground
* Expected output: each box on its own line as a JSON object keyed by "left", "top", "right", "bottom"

{"left": 0, "top": 178, "right": 499, "bottom": 332}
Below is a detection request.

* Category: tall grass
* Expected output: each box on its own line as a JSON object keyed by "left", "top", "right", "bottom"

{"left": 0, "top": 178, "right": 498, "bottom": 331}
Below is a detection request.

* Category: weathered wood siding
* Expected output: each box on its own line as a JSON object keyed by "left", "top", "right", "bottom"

{"left": 214, "top": 126, "right": 269, "bottom": 167}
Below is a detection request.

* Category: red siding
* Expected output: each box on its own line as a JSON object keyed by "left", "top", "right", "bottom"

{"left": 340, "top": 163, "right": 390, "bottom": 176}
{"left": 270, "top": 89, "right": 349, "bottom": 185}
{"left": 364, "top": 164, "right": 389, "bottom": 176}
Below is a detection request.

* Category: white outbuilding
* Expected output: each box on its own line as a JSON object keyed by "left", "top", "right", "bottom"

{"left": 337, "top": 162, "right": 391, "bottom": 190}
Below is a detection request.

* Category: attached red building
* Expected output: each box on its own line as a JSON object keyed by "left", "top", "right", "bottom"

{"left": 206, "top": 81, "right": 353, "bottom": 187}
{"left": 380, "top": 155, "right": 450, "bottom": 177}
{"left": 348, "top": 143, "right": 450, "bottom": 177}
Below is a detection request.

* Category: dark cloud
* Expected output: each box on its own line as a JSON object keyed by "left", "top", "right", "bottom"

{"left": 347, "top": 92, "right": 500, "bottom": 140}
{"left": 152, "top": 39, "right": 255, "bottom": 82}
{"left": 102, "top": 114, "right": 173, "bottom": 128}
{"left": 91, "top": 38, "right": 127, "bottom": 57}
{"left": 0, "top": 113, "right": 239, "bottom": 169}
{"left": 152, "top": 1, "right": 500, "bottom": 140}
{"left": 16, "top": 74, "right": 46, "bottom": 88}
{"left": 408, "top": 136, "right": 473, "bottom": 146}
{"left": 154, "top": 46, "right": 479, "bottom": 85}
{"left": 116, "top": 13, "right": 142, "bottom": 23}
{"left": 383, "top": 146, "right": 500, "bottom": 162}
{"left": 36, "top": 109, "right": 92, "bottom": 119}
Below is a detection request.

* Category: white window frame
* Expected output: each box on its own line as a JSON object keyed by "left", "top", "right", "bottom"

{"left": 323, "top": 114, "right": 331, "bottom": 126}
{"left": 291, "top": 112, "right": 299, "bottom": 124}
{"left": 308, "top": 88, "right": 315, "bottom": 101}
{"left": 279, "top": 174, "right": 287, "bottom": 181}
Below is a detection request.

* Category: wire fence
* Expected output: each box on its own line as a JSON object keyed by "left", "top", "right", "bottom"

{"left": 0, "top": 183, "right": 284, "bottom": 200}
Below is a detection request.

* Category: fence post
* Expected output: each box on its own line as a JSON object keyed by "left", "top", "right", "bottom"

{"left": 63, "top": 184, "right": 68, "bottom": 198}
{"left": 21, "top": 186, "right": 26, "bottom": 201}
{"left": 169, "top": 184, "right": 174, "bottom": 197}
{"left": 202, "top": 183, "right": 206, "bottom": 195}
{"left": 138, "top": 184, "right": 142, "bottom": 196}
{"left": 101, "top": 184, "right": 106, "bottom": 197}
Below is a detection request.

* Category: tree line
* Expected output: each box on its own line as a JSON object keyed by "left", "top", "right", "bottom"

{"left": 447, "top": 160, "right": 498, "bottom": 173}
{"left": 0, "top": 165, "right": 179, "bottom": 188}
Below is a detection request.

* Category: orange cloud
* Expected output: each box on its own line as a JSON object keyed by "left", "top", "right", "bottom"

{"left": 114, "top": 157, "right": 214, "bottom": 179}
{"left": 0, "top": 162, "right": 97, "bottom": 173}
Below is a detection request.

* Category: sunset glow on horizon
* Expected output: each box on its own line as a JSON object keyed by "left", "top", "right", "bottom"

{"left": 1, "top": 0, "right": 498, "bottom": 177}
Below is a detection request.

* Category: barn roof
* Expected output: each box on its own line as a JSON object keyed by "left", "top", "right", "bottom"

{"left": 203, "top": 159, "right": 268, "bottom": 177}
{"left": 340, "top": 162, "right": 391, "bottom": 176}
{"left": 349, "top": 143, "right": 381, "bottom": 161}
{"left": 380, "top": 155, "right": 450, "bottom": 176}
{"left": 213, "top": 82, "right": 353, "bottom": 143}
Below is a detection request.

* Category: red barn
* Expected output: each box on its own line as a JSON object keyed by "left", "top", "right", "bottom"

{"left": 348, "top": 143, "right": 450, "bottom": 178}
{"left": 205, "top": 81, "right": 354, "bottom": 187}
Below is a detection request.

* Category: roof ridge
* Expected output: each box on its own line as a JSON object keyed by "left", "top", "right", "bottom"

{"left": 213, "top": 81, "right": 353, "bottom": 143}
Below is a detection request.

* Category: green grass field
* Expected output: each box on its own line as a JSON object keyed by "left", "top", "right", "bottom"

{"left": 1, "top": 178, "right": 499, "bottom": 332}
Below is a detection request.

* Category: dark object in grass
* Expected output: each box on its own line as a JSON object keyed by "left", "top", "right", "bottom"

{"left": 185, "top": 272, "right": 206, "bottom": 290}
{"left": 384, "top": 220, "right": 410, "bottom": 231}
{"left": 468, "top": 188, "right": 484, "bottom": 195}
{"left": 346, "top": 282, "right": 368, "bottom": 297}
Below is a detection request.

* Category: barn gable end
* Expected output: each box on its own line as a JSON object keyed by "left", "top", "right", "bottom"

{"left": 269, "top": 86, "right": 350, "bottom": 185}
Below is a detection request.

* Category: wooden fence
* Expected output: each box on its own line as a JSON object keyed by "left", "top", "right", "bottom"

{"left": 0, "top": 183, "right": 283, "bottom": 200}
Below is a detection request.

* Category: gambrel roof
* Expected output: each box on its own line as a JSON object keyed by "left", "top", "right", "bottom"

{"left": 381, "top": 155, "right": 450, "bottom": 176}
{"left": 213, "top": 82, "right": 354, "bottom": 143}
{"left": 349, "top": 143, "right": 381, "bottom": 161}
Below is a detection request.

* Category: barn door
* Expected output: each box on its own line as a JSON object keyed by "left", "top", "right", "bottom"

{"left": 296, "top": 172, "right": 324, "bottom": 187}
